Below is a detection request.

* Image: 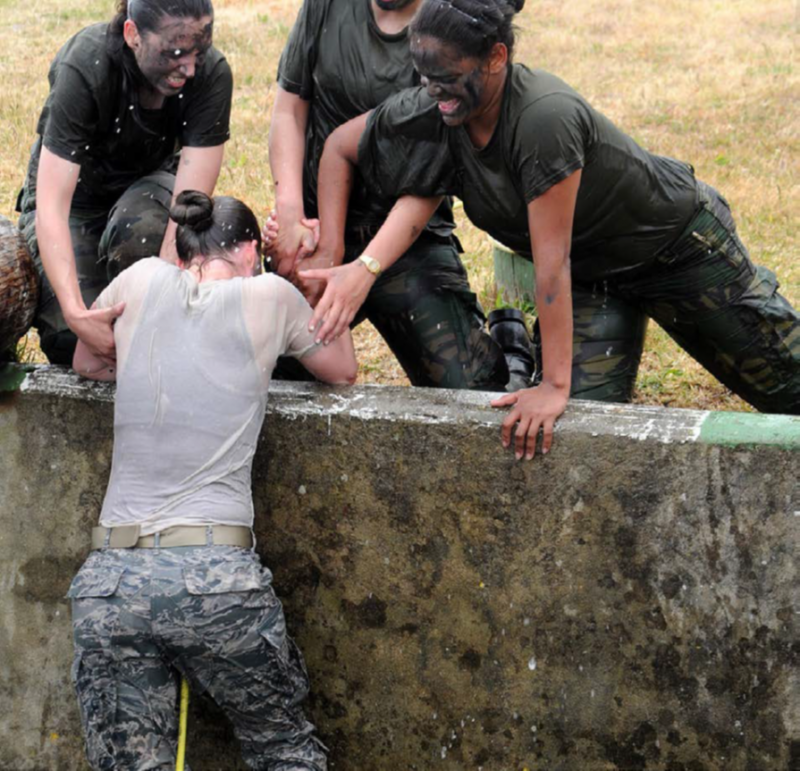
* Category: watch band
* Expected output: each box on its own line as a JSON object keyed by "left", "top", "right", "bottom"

{"left": 358, "top": 254, "right": 382, "bottom": 276}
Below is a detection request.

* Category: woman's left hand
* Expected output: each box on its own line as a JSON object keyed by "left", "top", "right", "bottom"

{"left": 299, "top": 260, "right": 376, "bottom": 344}
{"left": 491, "top": 382, "right": 569, "bottom": 459}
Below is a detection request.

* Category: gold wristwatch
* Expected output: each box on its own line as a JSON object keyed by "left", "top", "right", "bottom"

{"left": 357, "top": 254, "right": 382, "bottom": 276}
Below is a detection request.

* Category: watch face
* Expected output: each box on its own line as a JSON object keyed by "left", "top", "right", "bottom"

{"left": 361, "top": 255, "right": 380, "bottom": 274}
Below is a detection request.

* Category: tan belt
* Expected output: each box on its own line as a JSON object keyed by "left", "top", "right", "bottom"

{"left": 91, "top": 524, "right": 253, "bottom": 550}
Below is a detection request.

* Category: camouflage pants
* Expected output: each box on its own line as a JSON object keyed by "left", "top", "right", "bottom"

{"left": 273, "top": 236, "right": 509, "bottom": 390}
{"left": 68, "top": 546, "right": 327, "bottom": 771}
{"left": 534, "top": 182, "right": 800, "bottom": 413}
{"left": 18, "top": 171, "right": 175, "bottom": 365}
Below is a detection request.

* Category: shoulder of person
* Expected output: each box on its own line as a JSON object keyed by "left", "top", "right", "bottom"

{"left": 247, "top": 273, "right": 306, "bottom": 301}
{"left": 198, "top": 46, "right": 232, "bottom": 79}
{"left": 53, "top": 23, "right": 114, "bottom": 82}
{"left": 372, "top": 86, "right": 444, "bottom": 137}
{"left": 510, "top": 65, "right": 589, "bottom": 117}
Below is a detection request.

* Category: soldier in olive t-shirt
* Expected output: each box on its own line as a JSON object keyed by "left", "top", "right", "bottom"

{"left": 269, "top": 0, "right": 509, "bottom": 390}
{"left": 17, "top": 1, "right": 232, "bottom": 365}
{"left": 324, "top": 61, "right": 799, "bottom": 414}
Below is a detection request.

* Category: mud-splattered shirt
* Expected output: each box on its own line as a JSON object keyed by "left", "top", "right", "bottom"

{"left": 93, "top": 259, "right": 319, "bottom": 534}
{"left": 359, "top": 65, "right": 699, "bottom": 279}
{"left": 277, "top": 0, "right": 454, "bottom": 238}
{"left": 28, "top": 23, "right": 232, "bottom": 209}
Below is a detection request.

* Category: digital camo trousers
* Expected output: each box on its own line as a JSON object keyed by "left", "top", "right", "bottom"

{"left": 68, "top": 546, "right": 327, "bottom": 771}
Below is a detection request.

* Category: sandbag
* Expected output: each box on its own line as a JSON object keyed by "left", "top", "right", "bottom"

{"left": 0, "top": 215, "right": 39, "bottom": 354}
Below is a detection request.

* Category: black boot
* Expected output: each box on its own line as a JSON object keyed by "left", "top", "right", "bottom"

{"left": 488, "top": 308, "right": 535, "bottom": 391}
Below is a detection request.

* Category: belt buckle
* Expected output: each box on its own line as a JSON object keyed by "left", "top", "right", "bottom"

{"left": 107, "top": 524, "right": 141, "bottom": 548}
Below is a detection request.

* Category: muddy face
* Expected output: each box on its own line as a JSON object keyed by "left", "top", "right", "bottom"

{"left": 411, "top": 36, "right": 486, "bottom": 126}
{"left": 131, "top": 15, "right": 213, "bottom": 96}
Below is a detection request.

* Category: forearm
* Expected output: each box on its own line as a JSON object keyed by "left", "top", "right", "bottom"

{"left": 73, "top": 339, "right": 117, "bottom": 381}
{"left": 268, "top": 101, "right": 309, "bottom": 219}
{"left": 361, "top": 195, "right": 442, "bottom": 273}
{"left": 316, "top": 115, "right": 370, "bottom": 264}
{"left": 160, "top": 145, "right": 224, "bottom": 260}
{"left": 534, "top": 253, "right": 573, "bottom": 392}
{"left": 36, "top": 212, "right": 83, "bottom": 320}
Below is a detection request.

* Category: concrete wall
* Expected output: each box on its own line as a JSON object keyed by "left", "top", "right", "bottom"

{"left": 1, "top": 366, "right": 798, "bottom": 771}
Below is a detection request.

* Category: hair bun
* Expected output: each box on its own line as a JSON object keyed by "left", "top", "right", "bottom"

{"left": 170, "top": 190, "right": 214, "bottom": 232}
{"left": 509, "top": 0, "right": 524, "bottom": 11}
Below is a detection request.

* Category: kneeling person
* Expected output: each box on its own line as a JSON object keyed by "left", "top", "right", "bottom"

{"left": 19, "top": 0, "right": 233, "bottom": 365}
{"left": 70, "top": 191, "right": 354, "bottom": 770}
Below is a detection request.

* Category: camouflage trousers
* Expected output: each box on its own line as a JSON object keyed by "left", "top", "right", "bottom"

{"left": 18, "top": 171, "right": 175, "bottom": 365}
{"left": 533, "top": 181, "right": 800, "bottom": 413}
{"left": 273, "top": 235, "right": 508, "bottom": 390}
{"left": 68, "top": 545, "right": 327, "bottom": 771}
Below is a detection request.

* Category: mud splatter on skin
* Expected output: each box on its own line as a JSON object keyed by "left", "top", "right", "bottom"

{"left": 410, "top": 37, "right": 486, "bottom": 126}
{"left": 133, "top": 15, "right": 213, "bottom": 97}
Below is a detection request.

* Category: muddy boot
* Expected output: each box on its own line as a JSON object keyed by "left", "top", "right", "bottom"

{"left": 488, "top": 308, "right": 535, "bottom": 392}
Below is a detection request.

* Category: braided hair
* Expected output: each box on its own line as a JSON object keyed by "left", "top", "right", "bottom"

{"left": 170, "top": 191, "right": 261, "bottom": 266}
{"left": 410, "top": 0, "right": 524, "bottom": 61}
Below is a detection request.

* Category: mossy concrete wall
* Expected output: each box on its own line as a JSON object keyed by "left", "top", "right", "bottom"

{"left": 1, "top": 366, "right": 798, "bottom": 771}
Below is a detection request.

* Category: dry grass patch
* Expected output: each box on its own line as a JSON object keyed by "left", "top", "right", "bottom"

{"left": 2, "top": 0, "right": 797, "bottom": 408}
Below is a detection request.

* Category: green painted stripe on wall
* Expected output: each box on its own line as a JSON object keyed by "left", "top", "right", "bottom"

{"left": 699, "top": 411, "right": 800, "bottom": 449}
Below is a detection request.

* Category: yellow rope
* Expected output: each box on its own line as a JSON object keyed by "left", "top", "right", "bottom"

{"left": 175, "top": 677, "right": 190, "bottom": 771}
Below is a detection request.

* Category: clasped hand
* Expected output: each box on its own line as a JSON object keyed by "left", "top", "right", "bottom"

{"left": 261, "top": 212, "right": 375, "bottom": 344}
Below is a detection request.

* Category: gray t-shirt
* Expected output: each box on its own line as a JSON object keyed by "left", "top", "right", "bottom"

{"left": 94, "top": 258, "right": 319, "bottom": 534}
{"left": 359, "top": 65, "right": 699, "bottom": 279}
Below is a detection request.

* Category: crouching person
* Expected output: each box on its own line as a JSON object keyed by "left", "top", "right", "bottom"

{"left": 70, "top": 191, "right": 355, "bottom": 770}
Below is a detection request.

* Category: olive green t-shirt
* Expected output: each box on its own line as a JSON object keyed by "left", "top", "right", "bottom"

{"left": 359, "top": 65, "right": 699, "bottom": 279}
{"left": 28, "top": 23, "right": 232, "bottom": 209}
{"left": 277, "top": 0, "right": 454, "bottom": 238}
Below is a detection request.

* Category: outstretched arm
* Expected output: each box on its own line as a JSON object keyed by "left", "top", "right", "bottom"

{"left": 267, "top": 87, "right": 318, "bottom": 276}
{"left": 492, "top": 169, "right": 580, "bottom": 459}
{"left": 36, "top": 147, "right": 125, "bottom": 362}
{"left": 301, "top": 114, "right": 441, "bottom": 343}
{"left": 159, "top": 145, "right": 225, "bottom": 263}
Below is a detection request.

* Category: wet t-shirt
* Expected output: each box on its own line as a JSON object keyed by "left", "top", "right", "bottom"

{"left": 359, "top": 65, "right": 699, "bottom": 279}
{"left": 29, "top": 23, "right": 232, "bottom": 209}
{"left": 277, "top": 0, "right": 454, "bottom": 238}
{"left": 94, "top": 258, "right": 320, "bottom": 534}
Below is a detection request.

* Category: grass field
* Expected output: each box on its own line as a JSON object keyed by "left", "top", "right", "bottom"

{"left": 1, "top": 0, "right": 797, "bottom": 410}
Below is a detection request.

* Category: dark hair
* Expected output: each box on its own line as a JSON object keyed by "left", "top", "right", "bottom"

{"left": 107, "top": 0, "right": 214, "bottom": 133}
{"left": 170, "top": 191, "right": 261, "bottom": 264}
{"left": 410, "top": 0, "right": 524, "bottom": 61}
